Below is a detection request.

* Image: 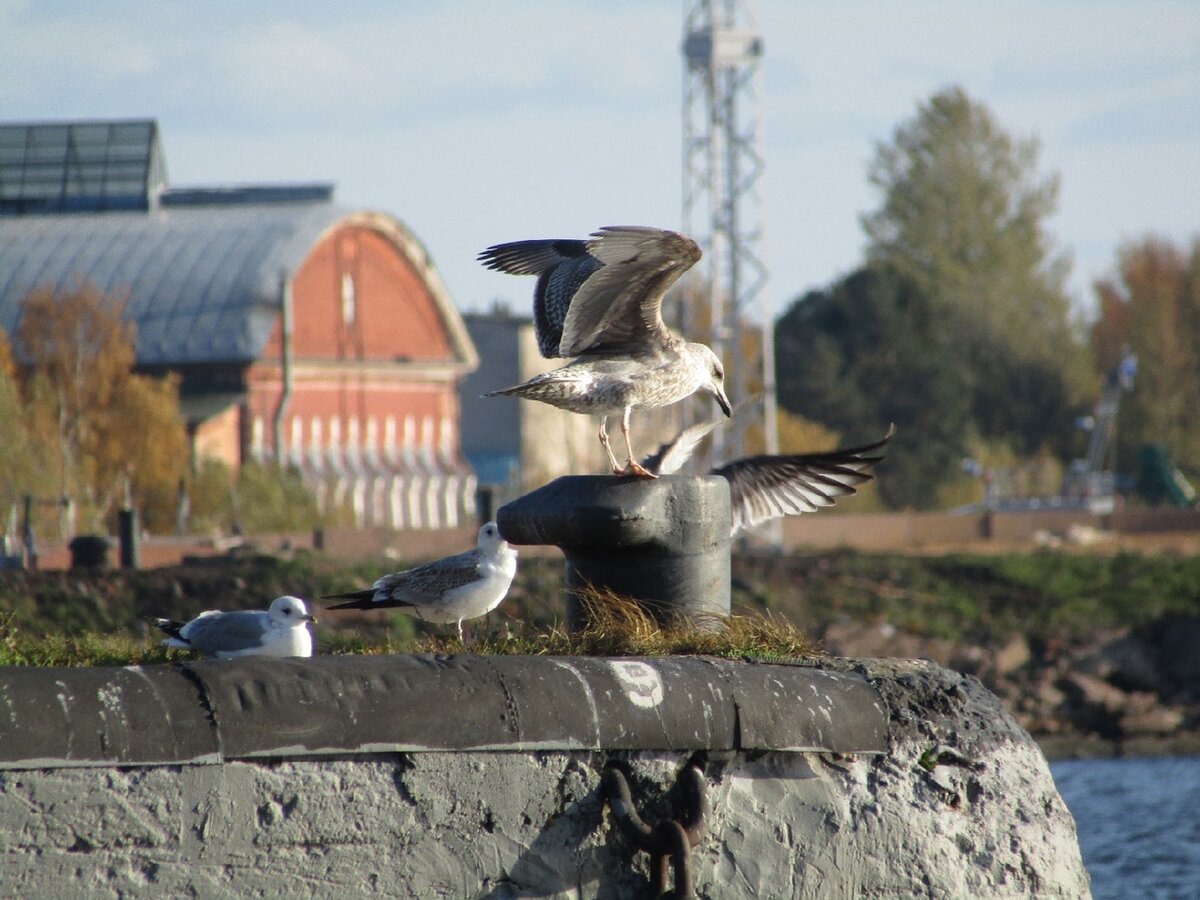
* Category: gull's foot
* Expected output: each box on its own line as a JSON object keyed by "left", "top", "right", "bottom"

{"left": 618, "top": 460, "right": 659, "bottom": 479}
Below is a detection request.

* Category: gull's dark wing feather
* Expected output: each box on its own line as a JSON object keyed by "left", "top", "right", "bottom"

{"left": 323, "top": 588, "right": 388, "bottom": 611}
{"left": 151, "top": 617, "right": 188, "bottom": 642}
{"left": 477, "top": 238, "right": 599, "bottom": 358}
{"left": 714, "top": 429, "right": 892, "bottom": 534}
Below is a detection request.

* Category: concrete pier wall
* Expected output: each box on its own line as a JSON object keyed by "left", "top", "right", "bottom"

{"left": 0, "top": 656, "right": 1089, "bottom": 898}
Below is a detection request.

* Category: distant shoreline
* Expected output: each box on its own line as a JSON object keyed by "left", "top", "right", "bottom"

{"left": 1039, "top": 733, "right": 1200, "bottom": 762}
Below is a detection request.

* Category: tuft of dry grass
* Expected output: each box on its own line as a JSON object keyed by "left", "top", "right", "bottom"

{"left": 411, "top": 585, "right": 820, "bottom": 660}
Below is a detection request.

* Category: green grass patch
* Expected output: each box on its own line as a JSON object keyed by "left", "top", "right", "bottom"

{"left": 738, "top": 548, "right": 1200, "bottom": 643}
{"left": 0, "top": 612, "right": 181, "bottom": 667}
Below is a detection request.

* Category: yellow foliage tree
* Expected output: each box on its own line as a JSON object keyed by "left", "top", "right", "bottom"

{"left": 0, "top": 330, "right": 55, "bottom": 525}
{"left": 16, "top": 281, "right": 187, "bottom": 532}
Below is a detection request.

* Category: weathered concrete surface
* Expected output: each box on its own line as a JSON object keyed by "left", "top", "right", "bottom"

{"left": 0, "top": 658, "right": 1090, "bottom": 898}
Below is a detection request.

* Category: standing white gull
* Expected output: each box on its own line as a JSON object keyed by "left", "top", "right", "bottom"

{"left": 478, "top": 225, "right": 731, "bottom": 478}
{"left": 322, "top": 522, "right": 518, "bottom": 642}
{"left": 642, "top": 422, "right": 893, "bottom": 534}
{"left": 152, "top": 595, "right": 316, "bottom": 659}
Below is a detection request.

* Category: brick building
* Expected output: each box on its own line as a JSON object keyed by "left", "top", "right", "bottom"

{"left": 0, "top": 119, "right": 478, "bottom": 529}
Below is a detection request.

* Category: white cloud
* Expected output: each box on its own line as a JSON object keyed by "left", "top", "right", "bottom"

{"left": 1, "top": 0, "right": 1196, "bottom": 316}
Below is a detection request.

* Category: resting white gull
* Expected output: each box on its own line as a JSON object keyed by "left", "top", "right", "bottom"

{"left": 478, "top": 225, "right": 731, "bottom": 478}
{"left": 322, "top": 522, "right": 518, "bottom": 642}
{"left": 642, "top": 422, "right": 893, "bottom": 534}
{"left": 152, "top": 595, "right": 316, "bottom": 659}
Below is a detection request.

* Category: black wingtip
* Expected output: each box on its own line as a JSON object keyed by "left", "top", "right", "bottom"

{"left": 321, "top": 590, "right": 376, "bottom": 610}
{"left": 476, "top": 246, "right": 506, "bottom": 270}
{"left": 150, "top": 617, "right": 187, "bottom": 641}
{"left": 323, "top": 599, "right": 368, "bottom": 611}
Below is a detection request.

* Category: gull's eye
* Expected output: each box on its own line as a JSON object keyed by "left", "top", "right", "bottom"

{"left": 283, "top": 608, "right": 292, "bottom": 616}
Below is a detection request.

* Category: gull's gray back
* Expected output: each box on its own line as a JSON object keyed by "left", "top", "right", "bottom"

{"left": 184, "top": 610, "right": 270, "bottom": 655}
{"left": 376, "top": 548, "right": 482, "bottom": 608}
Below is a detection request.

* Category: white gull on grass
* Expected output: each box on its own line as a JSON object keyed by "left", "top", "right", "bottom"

{"left": 642, "top": 420, "right": 893, "bottom": 534}
{"left": 152, "top": 595, "right": 316, "bottom": 659}
{"left": 478, "top": 225, "right": 731, "bottom": 478}
{"left": 322, "top": 522, "right": 518, "bottom": 642}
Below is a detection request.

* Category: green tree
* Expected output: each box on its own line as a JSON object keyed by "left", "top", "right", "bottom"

{"left": 232, "top": 463, "right": 325, "bottom": 533}
{"left": 861, "top": 85, "right": 1090, "bottom": 454}
{"left": 776, "top": 266, "right": 968, "bottom": 509}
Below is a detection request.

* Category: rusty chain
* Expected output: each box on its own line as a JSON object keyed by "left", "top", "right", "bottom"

{"left": 602, "top": 760, "right": 707, "bottom": 899}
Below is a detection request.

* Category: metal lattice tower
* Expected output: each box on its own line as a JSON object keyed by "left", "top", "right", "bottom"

{"left": 680, "top": 0, "right": 778, "bottom": 465}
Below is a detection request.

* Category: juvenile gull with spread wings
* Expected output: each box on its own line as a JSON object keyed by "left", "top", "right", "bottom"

{"left": 322, "top": 522, "right": 518, "bottom": 642}
{"left": 478, "top": 226, "right": 731, "bottom": 478}
{"left": 152, "top": 595, "right": 316, "bottom": 659}
{"left": 642, "top": 421, "right": 893, "bottom": 534}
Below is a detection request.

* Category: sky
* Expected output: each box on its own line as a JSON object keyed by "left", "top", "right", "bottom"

{"left": 2, "top": 0, "right": 1197, "bottom": 322}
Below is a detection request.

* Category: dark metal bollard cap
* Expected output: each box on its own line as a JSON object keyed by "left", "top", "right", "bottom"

{"left": 498, "top": 474, "right": 730, "bottom": 552}
{"left": 498, "top": 475, "right": 732, "bottom": 630}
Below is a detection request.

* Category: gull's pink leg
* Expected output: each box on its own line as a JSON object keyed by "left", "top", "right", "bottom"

{"left": 598, "top": 417, "right": 623, "bottom": 473}
{"left": 617, "top": 406, "right": 656, "bottom": 478}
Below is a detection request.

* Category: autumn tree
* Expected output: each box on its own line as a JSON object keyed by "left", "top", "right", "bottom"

{"left": 861, "top": 85, "right": 1090, "bottom": 455}
{"left": 16, "top": 281, "right": 188, "bottom": 531}
{"left": 1089, "top": 235, "right": 1200, "bottom": 475}
{"left": 0, "top": 329, "right": 56, "bottom": 525}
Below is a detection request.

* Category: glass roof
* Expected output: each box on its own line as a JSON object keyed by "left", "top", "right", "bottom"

{"left": 0, "top": 201, "right": 346, "bottom": 365}
{"left": 0, "top": 120, "right": 166, "bottom": 215}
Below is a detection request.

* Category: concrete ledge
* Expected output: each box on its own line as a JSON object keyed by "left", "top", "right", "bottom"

{"left": 0, "top": 657, "right": 1090, "bottom": 898}
{"left": 0, "top": 655, "right": 888, "bottom": 769}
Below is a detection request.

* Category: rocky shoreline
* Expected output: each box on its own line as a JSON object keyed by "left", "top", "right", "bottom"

{"left": 819, "top": 615, "right": 1200, "bottom": 760}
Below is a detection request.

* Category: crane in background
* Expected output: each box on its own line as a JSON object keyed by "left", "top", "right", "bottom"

{"left": 1063, "top": 351, "right": 1138, "bottom": 513}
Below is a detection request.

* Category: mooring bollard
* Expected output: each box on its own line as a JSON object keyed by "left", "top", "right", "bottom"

{"left": 497, "top": 475, "right": 731, "bottom": 631}
{"left": 118, "top": 509, "right": 139, "bottom": 570}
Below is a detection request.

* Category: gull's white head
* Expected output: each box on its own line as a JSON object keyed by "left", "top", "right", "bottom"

{"left": 477, "top": 521, "right": 511, "bottom": 553}
{"left": 268, "top": 595, "right": 317, "bottom": 627}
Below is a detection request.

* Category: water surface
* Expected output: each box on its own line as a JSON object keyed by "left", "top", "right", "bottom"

{"left": 1051, "top": 755, "right": 1200, "bottom": 899}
